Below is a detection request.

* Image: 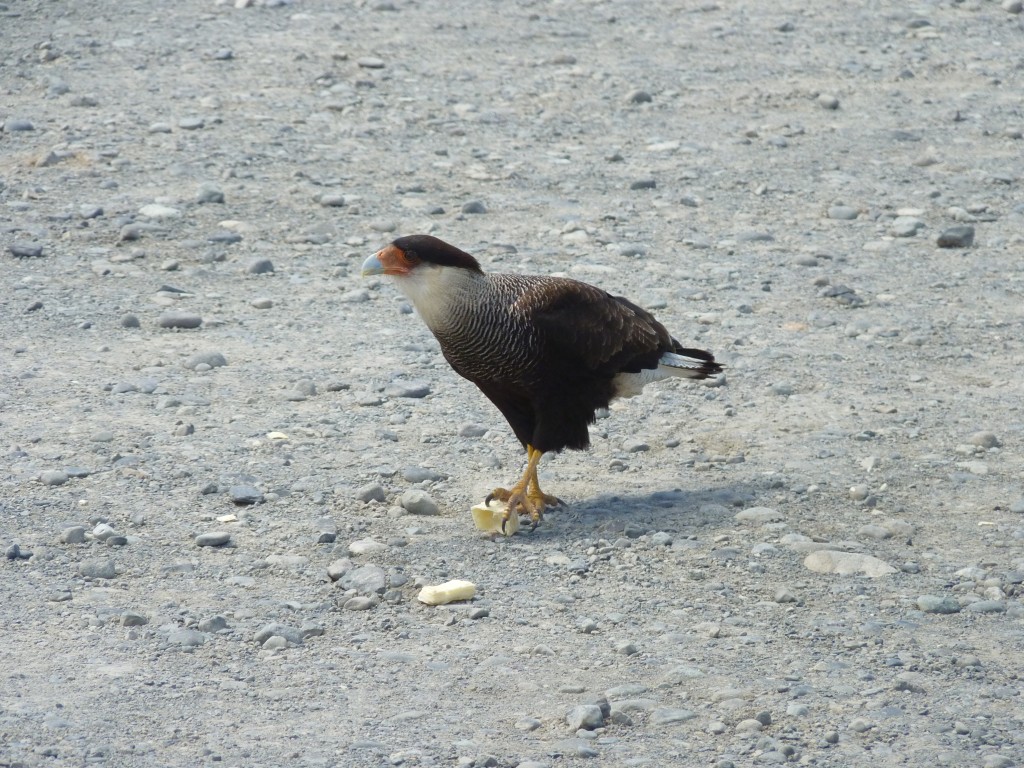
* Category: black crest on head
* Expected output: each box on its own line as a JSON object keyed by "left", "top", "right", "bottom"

{"left": 393, "top": 234, "right": 483, "bottom": 274}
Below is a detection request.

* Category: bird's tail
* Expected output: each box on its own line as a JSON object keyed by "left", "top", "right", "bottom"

{"left": 658, "top": 348, "right": 723, "bottom": 379}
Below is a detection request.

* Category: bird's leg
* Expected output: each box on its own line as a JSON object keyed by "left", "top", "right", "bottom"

{"left": 486, "top": 446, "right": 562, "bottom": 530}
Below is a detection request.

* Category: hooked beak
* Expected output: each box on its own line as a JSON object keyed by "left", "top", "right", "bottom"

{"left": 361, "top": 252, "right": 385, "bottom": 277}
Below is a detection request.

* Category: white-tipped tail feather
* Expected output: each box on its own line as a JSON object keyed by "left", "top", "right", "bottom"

{"left": 659, "top": 351, "right": 716, "bottom": 376}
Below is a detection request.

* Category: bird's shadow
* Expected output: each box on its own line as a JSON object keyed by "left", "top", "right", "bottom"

{"left": 518, "top": 481, "right": 763, "bottom": 541}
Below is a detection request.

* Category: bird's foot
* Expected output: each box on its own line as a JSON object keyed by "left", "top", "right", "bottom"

{"left": 486, "top": 486, "right": 561, "bottom": 532}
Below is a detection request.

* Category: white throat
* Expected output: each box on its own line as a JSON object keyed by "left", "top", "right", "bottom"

{"left": 390, "top": 265, "right": 481, "bottom": 332}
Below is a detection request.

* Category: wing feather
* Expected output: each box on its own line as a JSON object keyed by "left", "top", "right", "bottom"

{"left": 512, "top": 277, "right": 671, "bottom": 376}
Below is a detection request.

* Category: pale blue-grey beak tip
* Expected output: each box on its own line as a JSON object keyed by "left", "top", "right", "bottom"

{"left": 361, "top": 253, "right": 385, "bottom": 277}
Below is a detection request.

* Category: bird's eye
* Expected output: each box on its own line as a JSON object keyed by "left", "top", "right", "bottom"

{"left": 400, "top": 249, "right": 416, "bottom": 265}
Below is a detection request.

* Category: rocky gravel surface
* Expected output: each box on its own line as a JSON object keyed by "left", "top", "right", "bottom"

{"left": 3, "top": 0, "right": 1024, "bottom": 766}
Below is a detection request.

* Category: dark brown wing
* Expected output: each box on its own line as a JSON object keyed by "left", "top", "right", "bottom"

{"left": 513, "top": 277, "right": 673, "bottom": 376}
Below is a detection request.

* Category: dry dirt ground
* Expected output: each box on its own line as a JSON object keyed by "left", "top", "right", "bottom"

{"left": 2, "top": 1, "right": 1024, "bottom": 767}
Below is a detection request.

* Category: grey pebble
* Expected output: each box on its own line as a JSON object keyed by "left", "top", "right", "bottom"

{"left": 827, "top": 204, "right": 859, "bottom": 220}
{"left": 198, "top": 615, "right": 228, "bottom": 632}
{"left": 917, "top": 595, "right": 961, "bottom": 614}
{"left": 735, "top": 506, "right": 783, "bottom": 523}
{"left": 93, "top": 431, "right": 116, "bottom": 442}
{"left": 159, "top": 311, "right": 203, "bottom": 329}
{"left": 262, "top": 636, "right": 288, "bottom": 650}
{"left": 10, "top": 243, "right": 44, "bottom": 258}
{"left": 356, "top": 483, "right": 387, "bottom": 503}
{"left": 92, "top": 523, "right": 118, "bottom": 542}
{"left": 774, "top": 586, "right": 799, "bottom": 603}
{"left": 344, "top": 595, "right": 380, "bottom": 611}
{"left": 400, "top": 489, "right": 440, "bottom": 515}
{"left": 937, "top": 225, "right": 974, "bottom": 248}
{"left": 566, "top": 704, "right": 605, "bottom": 731}
{"left": 340, "top": 564, "right": 387, "bottom": 594}
{"left": 385, "top": 380, "right": 430, "bottom": 398}
{"left": 213, "top": 48, "right": 234, "bottom": 60}
{"left": 651, "top": 708, "right": 696, "bottom": 726}
{"left": 627, "top": 89, "right": 653, "bottom": 104}
{"left": 39, "top": 470, "right": 69, "bottom": 486}
{"left": 178, "top": 116, "right": 205, "bottom": 130}
{"left": 254, "top": 623, "right": 304, "bottom": 645}
{"left": 622, "top": 438, "right": 649, "bottom": 452}
{"left": 357, "top": 56, "right": 386, "bottom": 68}
{"left": 196, "top": 182, "right": 225, "bottom": 204}
{"left": 965, "top": 600, "right": 1005, "bottom": 613}
{"left": 246, "top": 258, "right": 274, "bottom": 274}
{"left": 969, "top": 430, "right": 1000, "bottom": 448}
{"left": 3, "top": 118, "right": 34, "bottom": 131}
{"left": 320, "top": 194, "right": 346, "bottom": 207}
{"left": 818, "top": 93, "right": 840, "bottom": 110}
{"left": 461, "top": 200, "right": 486, "bottom": 214}
{"left": 401, "top": 466, "right": 444, "bottom": 483}
{"left": 120, "top": 612, "right": 148, "bottom": 627}
{"left": 6, "top": 544, "right": 30, "bottom": 560}
{"left": 615, "top": 641, "right": 639, "bottom": 656}
{"left": 79, "top": 558, "right": 117, "bottom": 579}
{"left": 195, "top": 531, "right": 231, "bottom": 547}
{"left": 630, "top": 179, "right": 656, "bottom": 190}
{"left": 327, "top": 558, "right": 353, "bottom": 581}
{"left": 167, "top": 628, "right": 207, "bottom": 647}
{"left": 185, "top": 351, "right": 227, "bottom": 370}
{"left": 60, "top": 526, "right": 86, "bottom": 544}
{"left": 891, "top": 216, "right": 924, "bottom": 237}
{"left": 1010, "top": 499, "right": 1024, "bottom": 514}
{"left": 983, "top": 756, "right": 1015, "bottom": 768}
{"left": 120, "top": 313, "right": 140, "bottom": 328}
{"left": 149, "top": 122, "right": 173, "bottom": 134}
{"left": 230, "top": 485, "right": 263, "bottom": 505}
{"left": 251, "top": 297, "right": 273, "bottom": 309}
{"left": 458, "top": 423, "right": 488, "bottom": 437}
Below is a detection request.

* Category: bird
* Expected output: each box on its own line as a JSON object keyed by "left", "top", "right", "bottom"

{"left": 361, "top": 234, "right": 722, "bottom": 529}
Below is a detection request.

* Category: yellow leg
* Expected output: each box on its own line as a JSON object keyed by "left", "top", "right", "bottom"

{"left": 486, "top": 445, "right": 564, "bottom": 530}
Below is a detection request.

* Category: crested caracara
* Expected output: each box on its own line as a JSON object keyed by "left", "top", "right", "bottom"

{"left": 362, "top": 234, "right": 722, "bottom": 530}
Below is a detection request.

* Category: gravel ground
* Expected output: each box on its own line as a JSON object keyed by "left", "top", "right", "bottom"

{"left": 3, "top": 1, "right": 1024, "bottom": 766}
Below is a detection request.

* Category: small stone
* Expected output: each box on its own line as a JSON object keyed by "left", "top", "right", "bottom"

{"left": 735, "top": 506, "right": 783, "bottom": 523}
{"left": 254, "top": 623, "right": 304, "bottom": 645}
{"left": 159, "top": 312, "right": 203, "bottom": 329}
{"left": 327, "top": 558, "right": 353, "bottom": 581}
{"left": 120, "top": 313, "right": 140, "bottom": 328}
{"left": 92, "top": 524, "right": 118, "bottom": 542}
{"left": 262, "top": 636, "right": 288, "bottom": 650}
{"left": 774, "top": 586, "right": 799, "bottom": 603}
{"left": 213, "top": 48, "right": 234, "bottom": 60}
{"left": 461, "top": 200, "right": 486, "bottom": 214}
{"left": 4, "top": 118, "right": 34, "bottom": 131}
{"left": 60, "top": 526, "right": 87, "bottom": 544}
{"left": 983, "top": 755, "right": 1015, "bottom": 768}
{"left": 965, "top": 600, "right": 1005, "bottom": 613}
{"left": 828, "top": 204, "right": 859, "bottom": 220}
{"left": 458, "top": 423, "right": 488, "bottom": 438}
{"left": 344, "top": 595, "right": 380, "bottom": 611}
{"left": 230, "top": 485, "right": 263, "bottom": 505}
{"left": 849, "top": 717, "right": 874, "bottom": 733}
{"left": 196, "top": 183, "right": 225, "bottom": 204}
{"left": 615, "top": 641, "right": 639, "bottom": 656}
{"left": 803, "top": 550, "right": 896, "bottom": 577}
{"left": 195, "top": 531, "right": 231, "bottom": 547}
{"left": 39, "top": 470, "right": 69, "bottom": 486}
{"left": 340, "top": 564, "right": 387, "bottom": 594}
{"left": 357, "top": 56, "right": 386, "bottom": 68}
{"left": 818, "top": 94, "right": 840, "bottom": 110}
{"left": 198, "top": 615, "right": 228, "bottom": 632}
{"left": 356, "top": 483, "right": 387, "bottom": 503}
{"left": 348, "top": 537, "right": 387, "bottom": 556}
{"left": 891, "top": 216, "right": 925, "bottom": 237}
{"left": 120, "top": 612, "right": 149, "bottom": 627}
{"left": 149, "top": 122, "right": 173, "bottom": 134}
{"left": 9, "top": 243, "right": 44, "bottom": 258}
{"left": 385, "top": 380, "right": 430, "bottom": 398}
{"left": 969, "top": 431, "right": 1001, "bottom": 448}
{"left": 251, "top": 298, "right": 273, "bottom": 309}
{"left": 400, "top": 489, "right": 440, "bottom": 516}
{"left": 1010, "top": 499, "right": 1024, "bottom": 514}
{"left": 849, "top": 484, "right": 869, "bottom": 501}
{"left": 247, "top": 258, "right": 274, "bottom": 275}
{"left": 566, "top": 704, "right": 604, "bottom": 731}
{"left": 917, "top": 595, "right": 961, "bottom": 614}
{"left": 138, "top": 203, "right": 181, "bottom": 219}
{"left": 937, "top": 225, "right": 974, "bottom": 248}
{"left": 627, "top": 90, "right": 653, "bottom": 104}
{"left": 178, "top": 117, "right": 205, "bottom": 130}
{"left": 320, "top": 194, "right": 346, "bottom": 207}
{"left": 651, "top": 708, "right": 696, "bottom": 726}
{"left": 630, "top": 179, "right": 657, "bottom": 190}
{"left": 184, "top": 351, "right": 227, "bottom": 370}
{"left": 79, "top": 558, "right": 117, "bottom": 579}
{"left": 167, "top": 628, "right": 206, "bottom": 647}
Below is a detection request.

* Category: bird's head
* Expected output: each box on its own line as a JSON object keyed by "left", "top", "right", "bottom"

{"left": 362, "top": 235, "right": 484, "bottom": 328}
{"left": 361, "top": 234, "right": 483, "bottom": 279}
